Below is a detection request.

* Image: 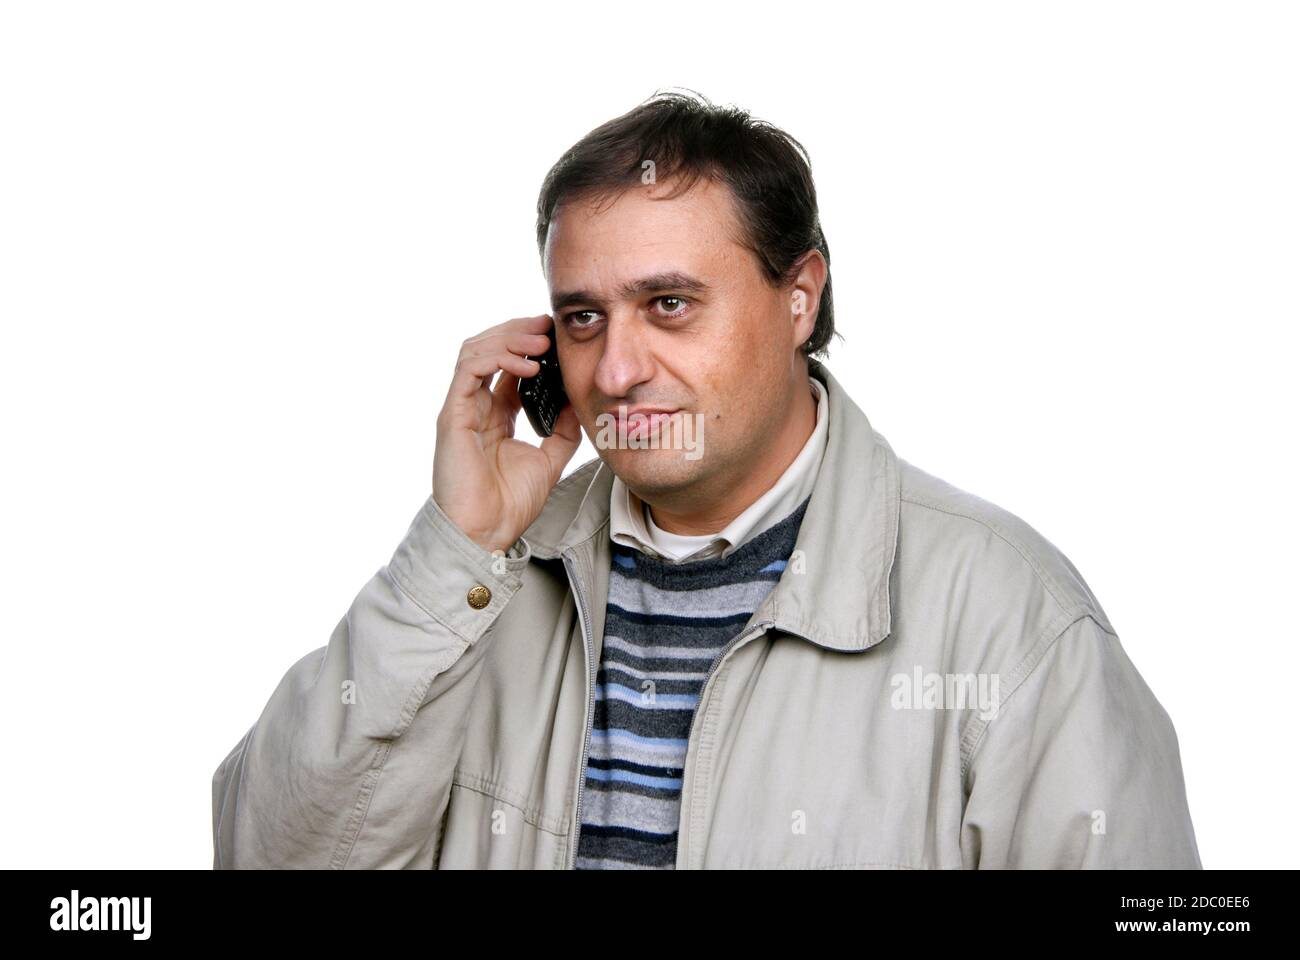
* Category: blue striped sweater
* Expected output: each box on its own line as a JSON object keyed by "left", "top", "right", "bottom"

{"left": 573, "top": 495, "right": 811, "bottom": 869}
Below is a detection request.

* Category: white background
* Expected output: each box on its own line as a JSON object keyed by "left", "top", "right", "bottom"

{"left": 1, "top": 1, "right": 1295, "bottom": 869}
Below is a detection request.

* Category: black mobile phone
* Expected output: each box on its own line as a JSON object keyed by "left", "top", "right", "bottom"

{"left": 518, "top": 321, "right": 569, "bottom": 437}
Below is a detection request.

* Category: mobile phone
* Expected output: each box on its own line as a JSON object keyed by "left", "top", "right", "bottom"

{"left": 518, "top": 320, "right": 569, "bottom": 437}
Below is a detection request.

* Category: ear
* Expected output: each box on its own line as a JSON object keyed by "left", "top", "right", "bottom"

{"left": 787, "top": 250, "right": 827, "bottom": 350}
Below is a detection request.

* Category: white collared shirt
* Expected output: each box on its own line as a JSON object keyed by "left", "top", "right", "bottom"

{"left": 608, "top": 376, "right": 828, "bottom": 562}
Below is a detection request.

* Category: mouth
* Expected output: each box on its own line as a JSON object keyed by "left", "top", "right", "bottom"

{"left": 611, "top": 407, "right": 681, "bottom": 440}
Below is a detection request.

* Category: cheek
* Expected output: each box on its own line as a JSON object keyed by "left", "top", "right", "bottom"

{"left": 697, "top": 308, "right": 783, "bottom": 395}
{"left": 693, "top": 354, "right": 767, "bottom": 437}
{"left": 726, "top": 305, "right": 789, "bottom": 384}
{"left": 557, "top": 352, "right": 594, "bottom": 405}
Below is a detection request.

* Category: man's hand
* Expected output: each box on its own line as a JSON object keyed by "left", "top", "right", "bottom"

{"left": 432, "top": 314, "right": 582, "bottom": 553}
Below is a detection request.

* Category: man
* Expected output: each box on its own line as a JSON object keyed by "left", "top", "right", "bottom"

{"left": 212, "top": 91, "right": 1201, "bottom": 869}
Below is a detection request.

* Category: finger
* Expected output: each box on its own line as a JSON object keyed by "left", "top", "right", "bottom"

{"left": 462, "top": 314, "right": 553, "bottom": 350}
{"left": 446, "top": 351, "right": 540, "bottom": 409}
{"left": 461, "top": 329, "right": 552, "bottom": 366}
{"left": 539, "top": 403, "right": 582, "bottom": 482}
{"left": 491, "top": 370, "right": 524, "bottom": 438}
{"left": 449, "top": 330, "right": 550, "bottom": 421}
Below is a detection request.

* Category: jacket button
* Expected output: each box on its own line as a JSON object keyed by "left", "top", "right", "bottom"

{"left": 467, "top": 584, "right": 491, "bottom": 609}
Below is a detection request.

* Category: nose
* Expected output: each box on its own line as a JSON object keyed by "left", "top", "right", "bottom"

{"left": 592, "top": 314, "right": 655, "bottom": 400}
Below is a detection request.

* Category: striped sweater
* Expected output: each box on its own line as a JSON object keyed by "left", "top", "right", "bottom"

{"left": 573, "top": 495, "right": 811, "bottom": 869}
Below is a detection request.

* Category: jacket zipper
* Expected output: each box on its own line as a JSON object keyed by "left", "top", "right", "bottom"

{"left": 563, "top": 552, "right": 596, "bottom": 870}
{"left": 674, "top": 616, "right": 775, "bottom": 868}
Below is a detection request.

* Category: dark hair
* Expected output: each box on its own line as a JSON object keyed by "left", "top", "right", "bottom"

{"left": 535, "top": 89, "right": 839, "bottom": 359}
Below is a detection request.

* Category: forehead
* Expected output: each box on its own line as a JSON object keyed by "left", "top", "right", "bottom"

{"left": 543, "top": 176, "right": 750, "bottom": 291}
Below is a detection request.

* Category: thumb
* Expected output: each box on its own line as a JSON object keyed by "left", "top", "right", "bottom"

{"left": 540, "top": 403, "right": 582, "bottom": 482}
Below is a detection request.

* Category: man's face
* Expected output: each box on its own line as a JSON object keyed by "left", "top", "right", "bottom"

{"left": 542, "top": 175, "right": 816, "bottom": 504}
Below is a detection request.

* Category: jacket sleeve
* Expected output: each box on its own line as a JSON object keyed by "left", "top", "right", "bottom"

{"left": 959, "top": 613, "right": 1201, "bottom": 868}
{"left": 211, "top": 494, "right": 531, "bottom": 869}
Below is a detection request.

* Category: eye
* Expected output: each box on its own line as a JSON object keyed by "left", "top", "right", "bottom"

{"left": 653, "top": 296, "right": 690, "bottom": 317}
{"left": 563, "top": 310, "right": 601, "bottom": 328}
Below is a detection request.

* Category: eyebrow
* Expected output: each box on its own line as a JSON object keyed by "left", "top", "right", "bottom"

{"left": 550, "top": 271, "right": 711, "bottom": 312}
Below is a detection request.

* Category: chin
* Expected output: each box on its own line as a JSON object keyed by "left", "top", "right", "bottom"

{"left": 600, "top": 446, "right": 707, "bottom": 498}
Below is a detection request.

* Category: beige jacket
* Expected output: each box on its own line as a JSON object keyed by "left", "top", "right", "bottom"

{"left": 211, "top": 361, "right": 1201, "bottom": 869}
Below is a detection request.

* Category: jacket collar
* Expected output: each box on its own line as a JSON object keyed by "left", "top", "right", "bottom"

{"left": 521, "top": 360, "right": 902, "bottom": 653}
